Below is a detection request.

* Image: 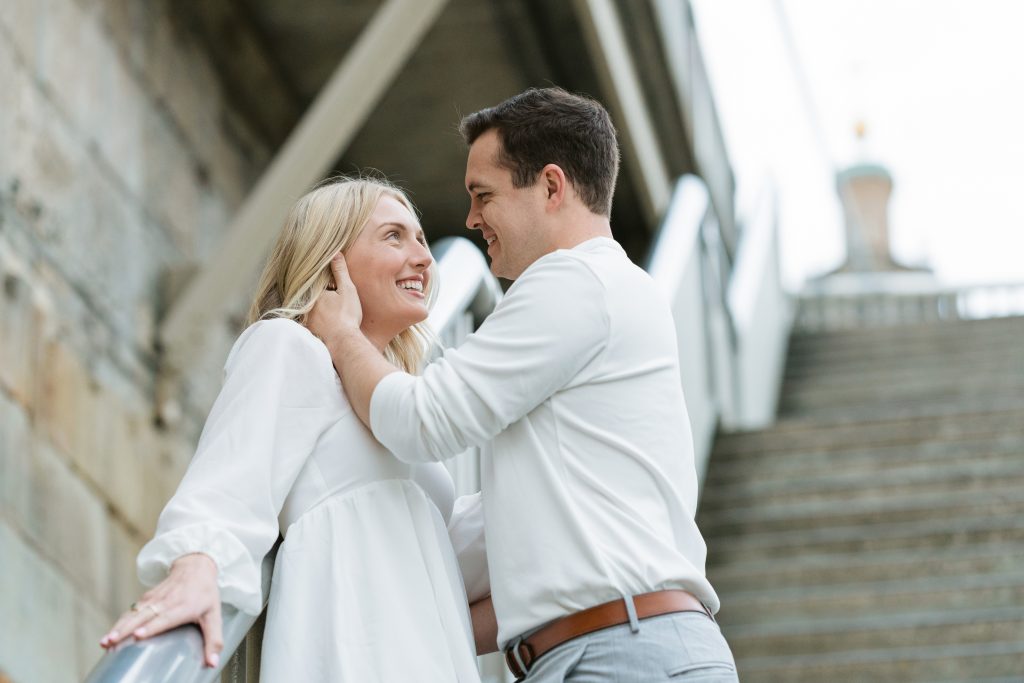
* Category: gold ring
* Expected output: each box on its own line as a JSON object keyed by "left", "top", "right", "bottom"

{"left": 130, "top": 602, "right": 139, "bottom": 612}
{"left": 145, "top": 604, "right": 160, "bottom": 618}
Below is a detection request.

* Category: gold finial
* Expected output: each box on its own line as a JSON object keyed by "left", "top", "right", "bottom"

{"left": 854, "top": 119, "right": 867, "bottom": 140}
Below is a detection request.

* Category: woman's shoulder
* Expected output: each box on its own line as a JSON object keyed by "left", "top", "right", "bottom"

{"left": 227, "top": 318, "right": 333, "bottom": 374}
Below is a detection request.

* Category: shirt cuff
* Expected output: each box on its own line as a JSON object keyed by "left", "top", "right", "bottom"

{"left": 136, "top": 524, "right": 264, "bottom": 615}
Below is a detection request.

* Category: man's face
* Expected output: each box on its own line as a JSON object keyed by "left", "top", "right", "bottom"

{"left": 464, "top": 130, "right": 549, "bottom": 280}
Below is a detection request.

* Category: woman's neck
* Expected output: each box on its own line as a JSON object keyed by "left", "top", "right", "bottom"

{"left": 360, "top": 323, "right": 395, "bottom": 355}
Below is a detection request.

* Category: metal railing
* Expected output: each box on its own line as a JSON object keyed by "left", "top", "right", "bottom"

{"left": 796, "top": 276, "right": 1024, "bottom": 332}
{"left": 82, "top": 237, "right": 503, "bottom": 683}
{"left": 83, "top": 545, "right": 277, "bottom": 683}
{"left": 647, "top": 175, "right": 791, "bottom": 482}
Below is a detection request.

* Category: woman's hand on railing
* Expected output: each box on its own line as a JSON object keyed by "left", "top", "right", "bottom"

{"left": 99, "top": 552, "right": 224, "bottom": 669}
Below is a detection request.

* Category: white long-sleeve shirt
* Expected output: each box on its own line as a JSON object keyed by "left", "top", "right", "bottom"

{"left": 371, "top": 237, "right": 720, "bottom": 648}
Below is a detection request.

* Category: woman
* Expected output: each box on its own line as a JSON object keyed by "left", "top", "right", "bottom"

{"left": 99, "top": 177, "right": 486, "bottom": 681}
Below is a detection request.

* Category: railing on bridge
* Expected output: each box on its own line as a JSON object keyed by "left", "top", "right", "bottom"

{"left": 797, "top": 276, "right": 1024, "bottom": 331}
{"left": 648, "top": 175, "right": 791, "bottom": 483}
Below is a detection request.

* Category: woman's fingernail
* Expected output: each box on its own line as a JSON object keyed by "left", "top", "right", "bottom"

{"left": 209, "top": 653, "right": 220, "bottom": 668}
{"left": 134, "top": 628, "right": 146, "bottom": 638}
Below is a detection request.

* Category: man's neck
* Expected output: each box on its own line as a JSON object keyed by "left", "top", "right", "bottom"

{"left": 551, "top": 209, "right": 613, "bottom": 251}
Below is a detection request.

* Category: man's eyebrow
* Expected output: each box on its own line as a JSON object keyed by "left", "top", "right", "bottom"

{"left": 467, "top": 182, "right": 489, "bottom": 194}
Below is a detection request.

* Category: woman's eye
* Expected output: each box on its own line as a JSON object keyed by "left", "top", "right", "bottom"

{"left": 386, "top": 231, "right": 400, "bottom": 240}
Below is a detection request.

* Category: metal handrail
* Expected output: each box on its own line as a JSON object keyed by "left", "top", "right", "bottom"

{"left": 427, "top": 236, "right": 503, "bottom": 339}
{"left": 82, "top": 237, "right": 502, "bottom": 683}
{"left": 83, "top": 545, "right": 277, "bottom": 683}
{"left": 796, "top": 277, "right": 1024, "bottom": 331}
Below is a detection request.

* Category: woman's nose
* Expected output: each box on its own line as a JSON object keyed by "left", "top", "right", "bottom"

{"left": 411, "top": 241, "right": 433, "bottom": 269}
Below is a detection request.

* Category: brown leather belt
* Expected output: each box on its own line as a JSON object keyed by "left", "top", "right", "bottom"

{"left": 503, "top": 590, "right": 711, "bottom": 680}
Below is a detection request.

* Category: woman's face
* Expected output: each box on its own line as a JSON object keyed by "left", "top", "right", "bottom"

{"left": 345, "top": 195, "right": 433, "bottom": 344}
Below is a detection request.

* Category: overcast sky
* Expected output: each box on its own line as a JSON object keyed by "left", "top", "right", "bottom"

{"left": 690, "top": 0, "right": 1024, "bottom": 290}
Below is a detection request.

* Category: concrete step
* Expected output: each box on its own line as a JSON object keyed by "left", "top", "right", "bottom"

{"left": 778, "top": 368, "right": 1019, "bottom": 401}
{"left": 783, "top": 341, "right": 1024, "bottom": 373}
{"left": 787, "top": 314, "right": 1024, "bottom": 344}
{"left": 706, "top": 514, "right": 1024, "bottom": 564}
{"left": 777, "top": 393, "right": 1024, "bottom": 422}
{"left": 785, "top": 316, "right": 1024, "bottom": 355}
{"left": 705, "top": 432, "right": 1024, "bottom": 484}
{"left": 778, "top": 352, "right": 1019, "bottom": 385}
{"left": 783, "top": 349, "right": 1024, "bottom": 381}
{"left": 733, "top": 640, "right": 1024, "bottom": 683}
{"left": 724, "top": 605, "right": 1024, "bottom": 658}
{"left": 779, "top": 382, "right": 1024, "bottom": 415}
{"left": 713, "top": 409, "right": 1024, "bottom": 457}
{"left": 717, "top": 572, "right": 1024, "bottom": 624}
{"left": 700, "top": 453, "right": 1024, "bottom": 510}
{"left": 699, "top": 482, "right": 1024, "bottom": 537}
{"left": 706, "top": 316, "right": 1024, "bottom": 682}
{"left": 708, "top": 543, "right": 1024, "bottom": 592}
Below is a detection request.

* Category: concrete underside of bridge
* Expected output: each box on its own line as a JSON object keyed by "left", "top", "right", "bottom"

{"left": 176, "top": 0, "right": 696, "bottom": 264}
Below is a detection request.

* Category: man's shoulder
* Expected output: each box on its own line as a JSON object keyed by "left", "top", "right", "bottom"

{"left": 518, "top": 238, "right": 633, "bottom": 285}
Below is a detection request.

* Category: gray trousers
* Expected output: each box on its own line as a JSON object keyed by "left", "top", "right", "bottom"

{"left": 521, "top": 610, "right": 739, "bottom": 682}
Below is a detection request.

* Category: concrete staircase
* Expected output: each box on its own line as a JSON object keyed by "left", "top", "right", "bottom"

{"left": 699, "top": 315, "right": 1024, "bottom": 682}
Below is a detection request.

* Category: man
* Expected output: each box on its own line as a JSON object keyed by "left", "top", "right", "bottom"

{"left": 308, "top": 87, "right": 738, "bottom": 682}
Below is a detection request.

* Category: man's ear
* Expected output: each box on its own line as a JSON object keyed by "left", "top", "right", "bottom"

{"left": 540, "top": 164, "right": 567, "bottom": 210}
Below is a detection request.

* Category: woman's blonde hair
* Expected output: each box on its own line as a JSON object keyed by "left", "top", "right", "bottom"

{"left": 246, "top": 176, "right": 435, "bottom": 373}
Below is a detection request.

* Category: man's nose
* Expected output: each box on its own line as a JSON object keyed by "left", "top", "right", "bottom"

{"left": 466, "top": 206, "right": 481, "bottom": 231}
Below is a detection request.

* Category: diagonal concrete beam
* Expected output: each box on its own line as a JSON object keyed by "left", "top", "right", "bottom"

{"left": 570, "top": 0, "right": 673, "bottom": 228}
{"left": 159, "top": 0, "right": 449, "bottom": 368}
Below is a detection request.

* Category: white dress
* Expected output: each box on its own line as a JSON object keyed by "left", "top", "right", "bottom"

{"left": 136, "top": 319, "right": 484, "bottom": 682}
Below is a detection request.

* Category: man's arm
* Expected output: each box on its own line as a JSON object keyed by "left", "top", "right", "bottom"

{"left": 368, "top": 254, "right": 610, "bottom": 463}
{"left": 306, "top": 253, "right": 401, "bottom": 426}
{"left": 470, "top": 595, "right": 499, "bottom": 655}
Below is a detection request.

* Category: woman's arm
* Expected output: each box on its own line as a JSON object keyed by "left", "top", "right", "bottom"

{"left": 102, "top": 321, "right": 341, "bottom": 663}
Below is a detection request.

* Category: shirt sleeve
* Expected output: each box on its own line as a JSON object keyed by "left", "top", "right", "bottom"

{"left": 137, "top": 319, "right": 342, "bottom": 615}
{"left": 370, "top": 253, "right": 609, "bottom": 462}
{"left": 447, "top": 492, "right": 489, "bottom": 602}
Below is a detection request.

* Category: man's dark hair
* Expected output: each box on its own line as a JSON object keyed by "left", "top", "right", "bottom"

{"left": 459, "top": 87, "right": 620, "bottom": 216}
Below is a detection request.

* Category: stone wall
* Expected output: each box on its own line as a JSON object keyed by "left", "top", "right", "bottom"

{"left": 0, "top": 0, "right": 270, "bottom": 680}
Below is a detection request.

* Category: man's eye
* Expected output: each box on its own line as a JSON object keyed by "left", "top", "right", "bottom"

{"left": 476, "top": 193, "right": 490, "bottom": 201}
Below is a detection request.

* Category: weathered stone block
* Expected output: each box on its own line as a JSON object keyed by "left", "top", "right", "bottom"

{"left": 0, "top": 393, "right": 31, "bottom": 522}
{"left": 106, "top": 407, "right": 149, "bottom": 530}
{"left": 106, "top": 517, "right": 144, "bottom": 622}
{"left": 0, "top": 0, "right": 44, "bottom": 76}
{"left": 75, "top": 593, "right": 109, "bottom": 680}
{"left": 94, "top": 38, "right": 146, "bottom": 197}
{"left": 36, "top": 339, "right": 90, "bottom": 458}
{"left": 0, "top": 521, "right": 79, "bottom": 683}
{"left": 25, "top": 443, "right": 113, "bottom": 607}
{"left": 99, "top": 0, "right": 150, "bottom": 73}
{"left": 0, "top": 259, "right": 37, "bottom": 408}
{"left": 38, "top": 0, "right": 100, "bottom": 138}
